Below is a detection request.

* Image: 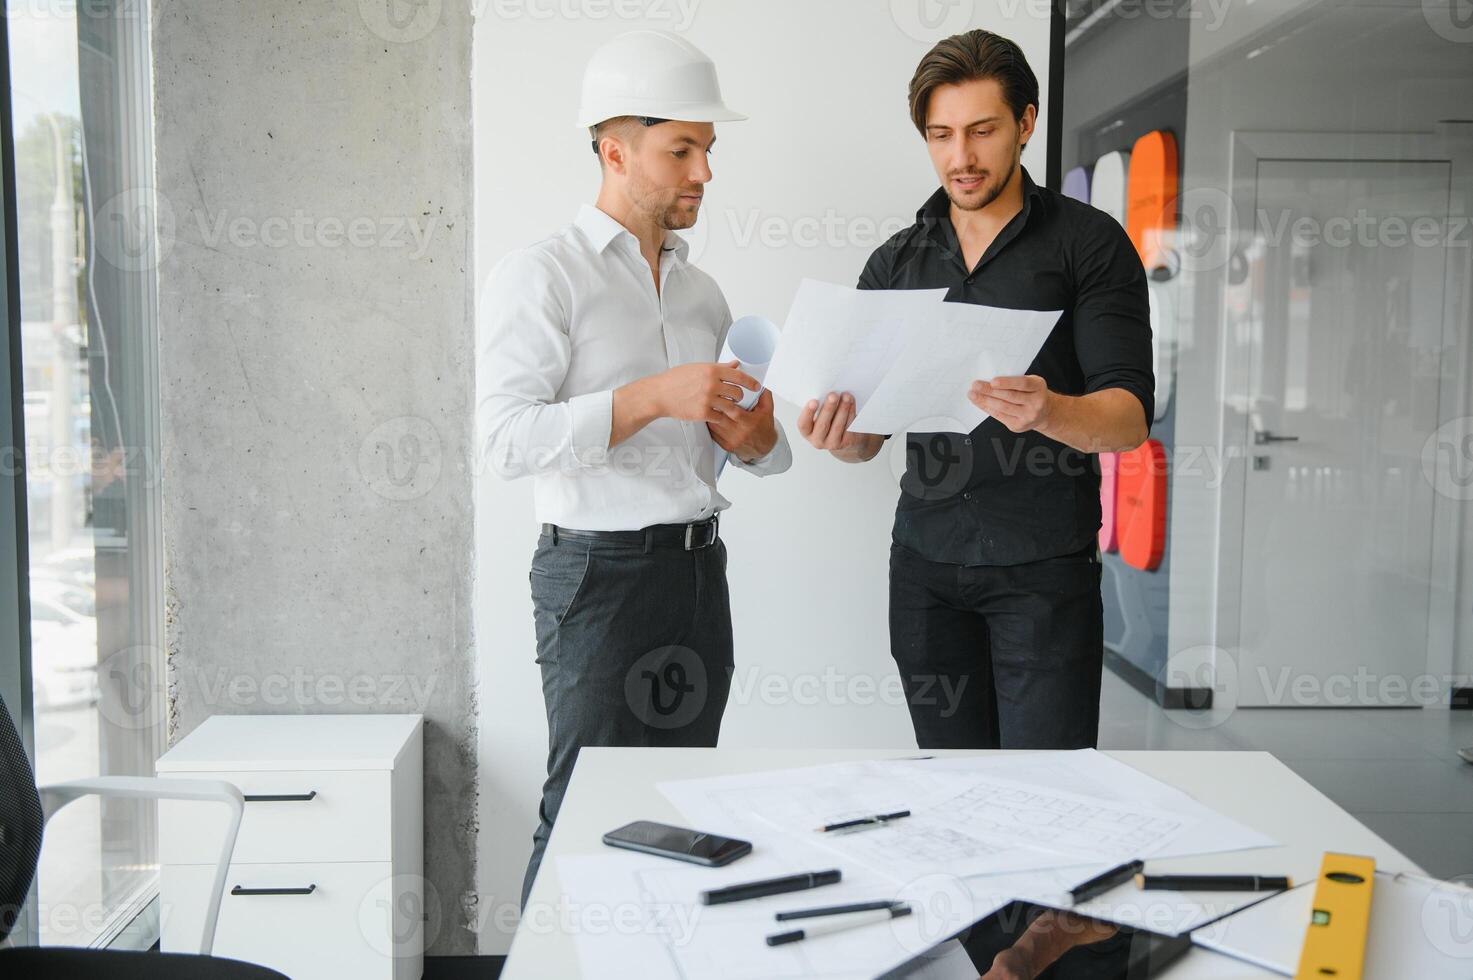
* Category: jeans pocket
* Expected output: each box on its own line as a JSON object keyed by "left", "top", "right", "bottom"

{"left": 531, "top": 544, "right": 593, "bottom": 628}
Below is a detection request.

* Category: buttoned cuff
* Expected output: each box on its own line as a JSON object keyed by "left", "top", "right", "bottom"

{"left": 729, "top": 419, "right": 792, "bottom": 476}
{"left": 568, "top": 389, "right": 613, "bottom": 467}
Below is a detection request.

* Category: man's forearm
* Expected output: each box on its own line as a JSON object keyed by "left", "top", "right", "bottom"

{"left": 610, "top": 376, "right": 667, "bottom": 448}
{"left": 1036, "top": 388, "right": 1148, "bottom": 454}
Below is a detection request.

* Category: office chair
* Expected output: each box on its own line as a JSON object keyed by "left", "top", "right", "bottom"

{"left": 0, "top": 691, "right": 287, "bottom": 978}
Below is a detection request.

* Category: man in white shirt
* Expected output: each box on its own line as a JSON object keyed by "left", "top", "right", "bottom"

{"left": 478, "top": 30, "right": 791, "bottom": 906}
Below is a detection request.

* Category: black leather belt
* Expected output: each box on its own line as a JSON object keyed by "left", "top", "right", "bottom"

{"left": 542, "top": 515, "right": 719, "bottom": 551}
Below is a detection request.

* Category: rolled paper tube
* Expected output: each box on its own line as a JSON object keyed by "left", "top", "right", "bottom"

{"left": 715, "top": 315, "right": 781, "bottom": 477}
{"left": 721, "top": 315, "right": 781, "bottom": 410}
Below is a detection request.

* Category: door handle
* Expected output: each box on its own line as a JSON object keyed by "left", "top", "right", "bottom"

{"left": 1253, "top": 430, "right": 1300, "bottom": 445}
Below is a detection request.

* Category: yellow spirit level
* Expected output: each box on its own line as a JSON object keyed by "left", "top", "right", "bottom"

{"left": 1294, "top": 852, "right": 1376, "bottom": 980}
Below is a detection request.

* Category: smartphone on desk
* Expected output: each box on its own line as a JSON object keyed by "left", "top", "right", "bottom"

{"left": 602, "top": 820, "right": 752, "bottom": 867}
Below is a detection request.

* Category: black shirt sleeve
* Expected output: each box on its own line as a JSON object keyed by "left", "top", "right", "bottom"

{"left": 1071, "top": 213, "right": 1156, "bottom": 434}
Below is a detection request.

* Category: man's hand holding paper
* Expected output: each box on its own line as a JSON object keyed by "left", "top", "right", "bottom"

{"left": 707, "top": 368, "right": 778, "bottom": 464}
{"left": 763, "top": 278, "right": 1062, "bottom": 438}
{"left": 968, "top": 374, "right": 1054, "bottom": 433}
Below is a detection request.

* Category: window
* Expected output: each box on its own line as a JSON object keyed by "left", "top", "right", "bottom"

{"left": 5, "top": 0, "right": 163, "bottom": 948}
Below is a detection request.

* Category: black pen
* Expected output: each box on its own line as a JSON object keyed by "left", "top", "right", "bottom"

{"left": 766, "top": 904, "right": 911, "bottom": 945}
{"left": 1136, "top": 873, "right": 1292, "bottom": 892}
{"left": 1070, "top": 859, "right": 1145, "bottom": 903}
{"left": 817, "top": 810, "right": 911, "bottom": 833}
{"left": 775, "top": 900, "right": 900, "bottom": 921}
{"left": 701, "top": 869, "right": 842, "bottom": 906}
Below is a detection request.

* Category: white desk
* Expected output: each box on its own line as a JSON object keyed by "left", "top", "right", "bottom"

{"left": 502, "top": 748, "right": 1423, "bottom": 979}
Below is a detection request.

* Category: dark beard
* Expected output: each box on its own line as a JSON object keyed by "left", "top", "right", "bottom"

{"left": 948, "top": 153, "right": 1017, "bottom": 212}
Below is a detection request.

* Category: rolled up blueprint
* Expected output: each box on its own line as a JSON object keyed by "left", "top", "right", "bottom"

{"left": 715, "top": 314, "right": 780, "bottom": 476}
{"left": 720, "top": 315, "right": 780, "bottom": 409}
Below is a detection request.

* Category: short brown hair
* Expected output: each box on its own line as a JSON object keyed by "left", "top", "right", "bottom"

{"left": 590, "top": 115, "right": 655, "bottom": 166}
{"left": 907, "top": 30, "right": 1039, "bottom": 136}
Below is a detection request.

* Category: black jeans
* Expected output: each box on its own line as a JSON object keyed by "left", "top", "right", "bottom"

{"left": 888, "top": 541, "right": 1104, "bottom": 750}
{"left": 521, "top": 529, "right": 734, "bottom": 907}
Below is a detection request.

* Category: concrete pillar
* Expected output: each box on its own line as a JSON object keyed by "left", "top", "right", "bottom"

{"left": 152, "top": 0, "right": 476, "bottom": 955}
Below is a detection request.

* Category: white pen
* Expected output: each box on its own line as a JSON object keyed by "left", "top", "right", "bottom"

{"left": 765, "top": 903, "right": 912, "bottom": 946}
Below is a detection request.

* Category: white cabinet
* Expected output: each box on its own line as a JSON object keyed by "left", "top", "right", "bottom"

{"left": 157, "top": 714, "right": 424, "bottom": 980}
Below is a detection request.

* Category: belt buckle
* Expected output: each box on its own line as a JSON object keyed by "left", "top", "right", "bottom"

{"left": 684, "top": 517, "right": 717, "bottom": 551}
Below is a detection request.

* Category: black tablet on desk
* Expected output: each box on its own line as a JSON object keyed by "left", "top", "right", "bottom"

{"left": 879, "top": 900, "right": 1192, "bottom": 980}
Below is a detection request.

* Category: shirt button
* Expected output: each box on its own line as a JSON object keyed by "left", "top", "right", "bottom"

{"left": 962, "top": 492, "right": 972, "bottom": 500}
{"left": 963, "top": 437, "right": 972, "bottom": 446}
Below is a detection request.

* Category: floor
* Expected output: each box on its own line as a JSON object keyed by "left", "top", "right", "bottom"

{"left": 1096, "top": 666, "right": 1473, "bottom": 882}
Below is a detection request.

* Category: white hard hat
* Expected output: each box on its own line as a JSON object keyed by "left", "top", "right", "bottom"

{"left": 576, "top": 30, "right": 746, "bottom": 129}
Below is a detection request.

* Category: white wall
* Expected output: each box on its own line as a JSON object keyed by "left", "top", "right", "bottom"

{"left": 472, "top": 0, "right": 1053, "bottom": 951}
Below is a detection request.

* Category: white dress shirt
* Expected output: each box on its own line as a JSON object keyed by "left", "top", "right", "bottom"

{"left": 478, "top": 204, "right": 791, "bottom": 531}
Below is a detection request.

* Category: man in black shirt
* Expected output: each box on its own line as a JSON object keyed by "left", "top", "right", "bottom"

{"left": 798, "top": 30, "right": 1153, "bottom": 751}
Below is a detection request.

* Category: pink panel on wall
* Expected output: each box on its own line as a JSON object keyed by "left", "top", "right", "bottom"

{"left": 1099, "top": 451, "right": 1119, "bottom": 552}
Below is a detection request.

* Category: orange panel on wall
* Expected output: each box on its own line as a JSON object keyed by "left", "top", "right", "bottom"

{"left": 1115, "top": 440, "right": 1167, "bottom": 572}
{"left": 1099, "top": 451, "right": 1119, "bottom": 552}
{"left": 1125, "top": 130, "right": 1178, "bottom": 276}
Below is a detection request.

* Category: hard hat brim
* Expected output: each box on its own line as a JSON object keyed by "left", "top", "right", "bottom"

{"left": 576, "top": 104, "right": 748, "bottom": 129}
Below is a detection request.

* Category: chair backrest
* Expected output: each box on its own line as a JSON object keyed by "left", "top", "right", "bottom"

{"left": 0, "top": 691, "right": 43, "bottom": 945}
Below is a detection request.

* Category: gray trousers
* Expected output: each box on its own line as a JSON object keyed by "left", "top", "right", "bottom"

{"left": 520, "top": 528, "right": 734, "bottom": 908}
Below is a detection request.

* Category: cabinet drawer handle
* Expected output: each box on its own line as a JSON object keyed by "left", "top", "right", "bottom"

{"left": 231, "top": 884, "right": 318, "bottom": 896}
{"left": 242, "top": 791, "right": 317, "bottom": 802}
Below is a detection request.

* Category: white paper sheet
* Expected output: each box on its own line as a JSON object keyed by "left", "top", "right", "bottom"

{"left": 899, "top": 751, "right": 1284, "bottom": 935}
{"left": 891, "top": 939, "right": 981, "bottom": 980}
{"left": 658, "top": 752, "right": 1286, "bottom": 937}
{"left": 849, "top": 299, "right": 1061, "bottom": 435}
{"left": 658, "top": 759, "right": 1090, "bottom": 883}
{"left": 1191, "top": 871, "right": 1473, "bottom": 978}
{"left": 923, "top": 771, "right": 1191, "bottom": 862}
{"left": 761, "top": 280, "right": 946, "bottom": 429}
{"left": 906, "top": 751, "right": 1278, "bottom": 860}
{"left": 561, "top": 751, "right": 1310, "bottom": 979}
{"left": 761, "top": 279, "right": 1060, "bottom": 435}
{"left": 657, "top": 754, "right": 1259, "bottom": 889}
{"left": 555, "top": 848, "right": 1009, "bottom": 980}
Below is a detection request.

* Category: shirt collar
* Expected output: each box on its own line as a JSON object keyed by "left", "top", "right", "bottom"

{"left": 575, "top": 204, "right": 691, "bottom": 262}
